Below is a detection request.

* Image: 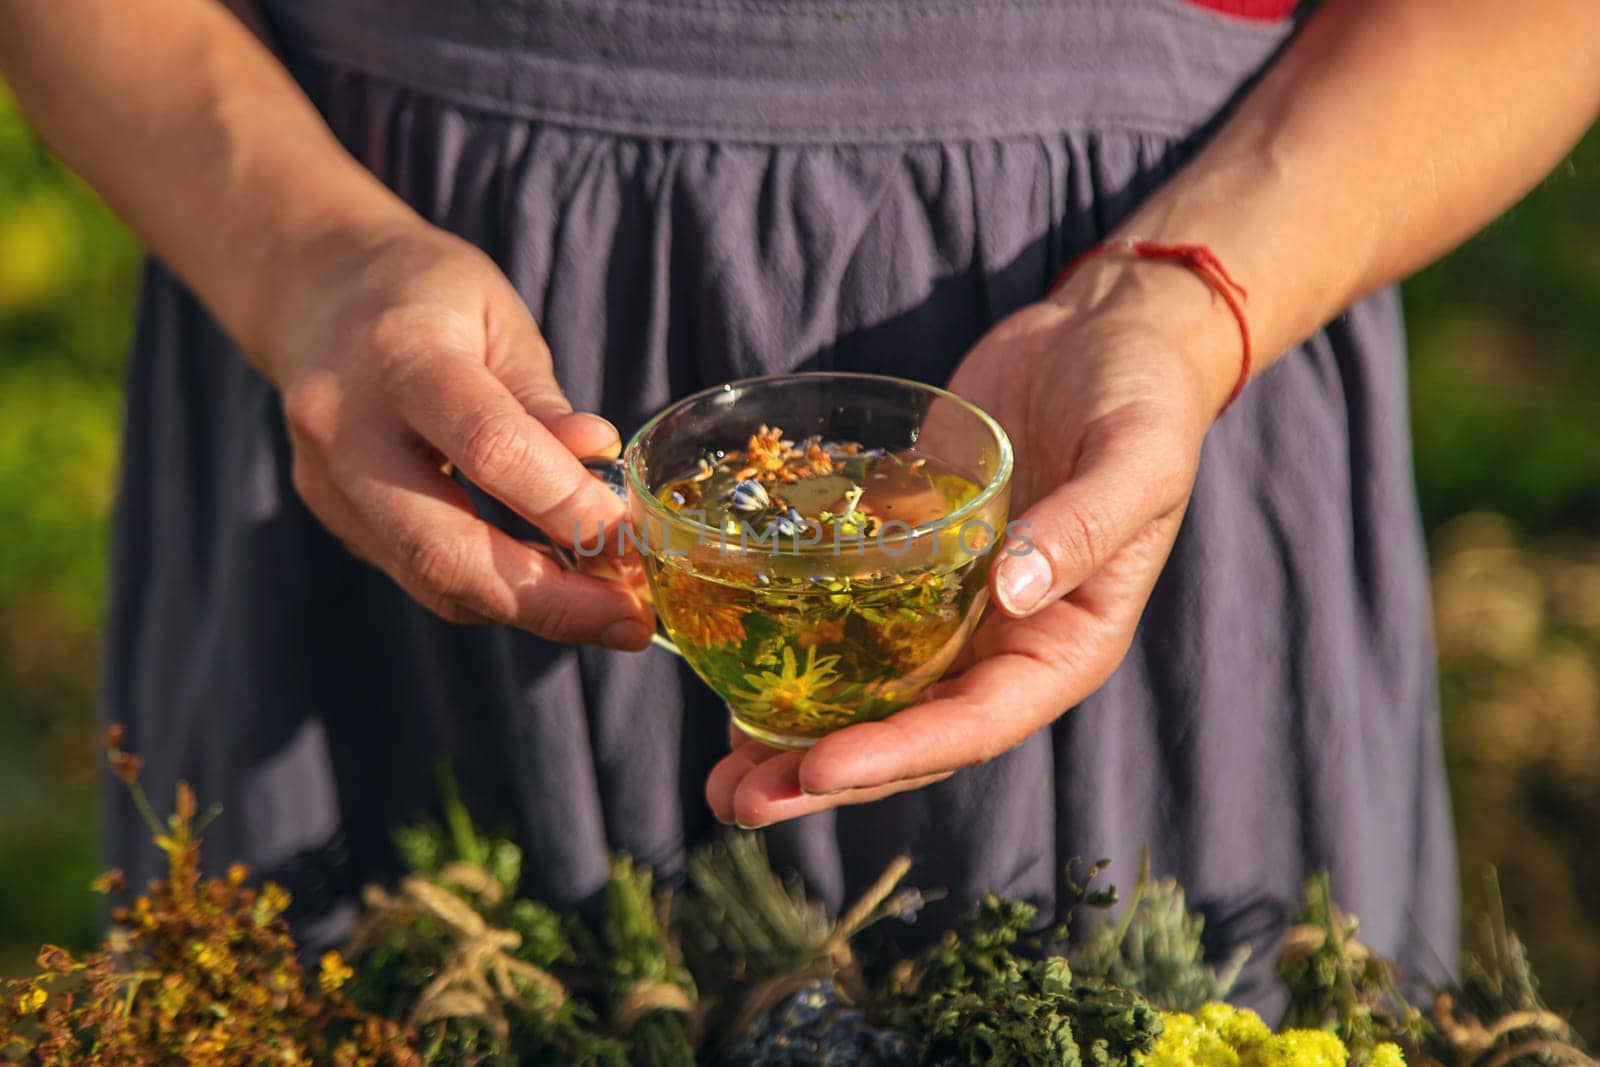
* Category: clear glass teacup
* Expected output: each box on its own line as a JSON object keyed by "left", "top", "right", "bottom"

{"left": 579, "top": 373, "right": 1012, "bottom": 749}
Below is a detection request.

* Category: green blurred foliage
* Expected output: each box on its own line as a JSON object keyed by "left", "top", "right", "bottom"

{"left": 1407, "top": 132, "right": 1600, "bottom": 532}
{"left": 0, "top": 70, "right": 1597, "bottom": 1030}
{"left": 0, "top": 84, "right": 141, "bottom": 969}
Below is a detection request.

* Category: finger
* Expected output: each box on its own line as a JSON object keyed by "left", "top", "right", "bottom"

{"left": 726, "top": 749, "right": 950, "bottom": 828}
{"left": 338, "top": 432, "right": 653, "bottom": 647}
{"left": 547, "top": 411, "right": 625, "bottom": 461}
{"left": 483, "top": 290, "right": 623, "bottom": 460}
{"left": 795, "top": 633, "right": 1094, "bottom": 794}
{"left": 388, "top": 351, "right": 626, "bottom": 547}
{"left": 705, "top": 738, "right": 780, "bottom": 824}
{"left": 993, "top": 410, "right": 1193, "bottom": 617}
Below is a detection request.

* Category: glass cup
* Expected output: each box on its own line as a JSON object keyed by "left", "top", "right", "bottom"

{"left": 578, "top": 372, "right": 1012, "bottom": 750}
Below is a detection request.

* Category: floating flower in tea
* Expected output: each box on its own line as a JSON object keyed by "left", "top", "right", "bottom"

{"left": 721, "top": 478, "right": 770, "bottom": 517}
{"left": 653, "top": 561, "right": 748, "bottom": 650}
{"left": 728, "top": 646, "right": 855, "bottom": 735}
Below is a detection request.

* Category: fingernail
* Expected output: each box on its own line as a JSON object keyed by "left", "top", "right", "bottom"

{"left": 576, "top": 413, "right": 623, "bottom": 457}
{"left": 996, "top": 552, "right": 1052, "bottom": 615}
{"left": 601, "top": 619, "right": 652, "bottom": 650}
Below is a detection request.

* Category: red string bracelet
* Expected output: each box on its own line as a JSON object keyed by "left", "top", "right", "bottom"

{"left": 1048, "top": 237, "right": 1253, "bottom": 416}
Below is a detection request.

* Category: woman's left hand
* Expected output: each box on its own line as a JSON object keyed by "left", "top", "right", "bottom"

{"left": 706, "top": 262, "right": 1243, "bottom": 826}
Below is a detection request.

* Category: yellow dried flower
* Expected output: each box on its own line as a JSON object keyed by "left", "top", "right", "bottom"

{"left": 15, "top": 986, "right": 47, "bottom": 1014}
{"left": 1197, "top": 1002, "right": 1271, "bottom": 1050}
{"left": 187, "top": 939, "right": 220, "bottom": 971}
{"left": 1142, "top": 1011, "right": 1240, "bottom": 1067}
{"left": 1244, "top": 1029, "right": 1349, "bottom": 1067}
{"left": 1369, "top": 1043, "right": 1406, "bottom": 1067}
{"left": 91, "top": 868, "right": 127, "bottom": 895}
{"left": 319, "top": 951, "right": 354, "bottom": 993}
{"left": 254, "top": 882, "right": 292, "bottom": 925}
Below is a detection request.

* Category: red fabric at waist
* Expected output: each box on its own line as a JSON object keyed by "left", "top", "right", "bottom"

{"left": 1186, "top": 0, "right": 1296, "bottom": 20}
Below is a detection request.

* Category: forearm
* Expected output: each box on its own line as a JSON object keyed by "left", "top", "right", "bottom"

{"left": 0, "top": 0, "right": 419, "bottom": 365}
{"left": 1082, "top": 0, "right": 1600, "bottom": 408}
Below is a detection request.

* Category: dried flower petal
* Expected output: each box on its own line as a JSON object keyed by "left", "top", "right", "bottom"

{"left": 37, "top": 945, "right": 74, "bottom": 974}
{"left": 91, "top": 869, "right": 127, "bottom": 895}
{"left": 110, "top": 750, "right": 143, "bottom": 784}
{"left": 255, "top": 883, "right": 292, "bottom": 924}
{"left": 175, "top": 781, "right": 197, "bottom": 822}
{"left": 319, "top": 951, "right": 354, "bottom": 993}
{"left": 15, "top": 986, "right": 47, "bottom": 1014}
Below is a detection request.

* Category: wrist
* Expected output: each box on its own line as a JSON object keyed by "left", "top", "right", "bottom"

{"left": 1048, "top": 247, "right": 1248, "bottom": 418}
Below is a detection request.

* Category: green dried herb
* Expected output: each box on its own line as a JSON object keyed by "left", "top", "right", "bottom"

{"left": 677, "top": 833, "right": 920, "bottom": 1051}
{"left": 1422, "top": 870, "right": 1594, "bottom": 1067}
{"left": 599, "top": 856, "right": 696, "bottom": 1067}
{"left": 885, "top": 894, "right": 1164, "bottom": 1066}
{"left": 1069, "top": 850, "right": 1247, "bottom": 1012}
{"left": 342, "top": 772, "right": 626, "bottom": 1066}
{"left": 1277, "top": 873, "right": 1426, "bottom": 1067}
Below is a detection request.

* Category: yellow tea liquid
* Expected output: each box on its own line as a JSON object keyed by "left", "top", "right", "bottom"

{"left": 644, "top": 427, "right": 998, "bottom": 746}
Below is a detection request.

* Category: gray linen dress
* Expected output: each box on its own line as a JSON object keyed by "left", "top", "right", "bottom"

{"left": 105, "top": 0, "right": 1458, "bottom": 1013}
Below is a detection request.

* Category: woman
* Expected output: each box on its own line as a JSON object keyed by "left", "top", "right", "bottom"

{"left": 2, "top": 0, "right": 1594, "bottom": 1011}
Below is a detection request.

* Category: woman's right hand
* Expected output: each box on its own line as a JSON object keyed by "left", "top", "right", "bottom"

{"left": 257, "top": 220, "right": 656, "bottom": 650}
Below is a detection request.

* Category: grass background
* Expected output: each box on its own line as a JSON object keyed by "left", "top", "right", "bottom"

{"left": 2, "top": 83, "right": 1598, "bottom": 1030}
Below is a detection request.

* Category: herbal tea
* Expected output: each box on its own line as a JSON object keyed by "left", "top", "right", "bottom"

{"left": 642, "top": 425, "right": 999, "bottom": 747}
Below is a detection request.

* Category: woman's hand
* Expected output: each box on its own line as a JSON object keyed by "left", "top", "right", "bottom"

{"left": 706, "top": 262, "right": 1242, "bottom": 825}
{"left": 263, "top": 221, "right": 656, "bottom": 649}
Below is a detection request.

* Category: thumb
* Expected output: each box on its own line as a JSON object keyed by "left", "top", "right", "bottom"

{"left": 992, "top": 414, "right": 1194, "bottom": 617}
{"left": 486, "top": 290, "right": 623, "bottom": 461}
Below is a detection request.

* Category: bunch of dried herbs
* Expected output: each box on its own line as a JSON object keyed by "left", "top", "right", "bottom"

{"left": 677, "top": 832, "right": 922, "bottom": 1048}
{"left": 1068, "top": 850, "right": 1248, "bottom": 1013}
{"left": 1277, "top": 873, "right": 1428, "bottom": 1065}
{"left": 0, "top": 730, "right": 415, "bottom": 1066}
{"left": 596, "top": 855, "right": 696, "bottom": 1067}
{"left": 1414, "top": 872, "right": 1593, "bottom": 1067}
{"left": 342, "top": 772, "right": 631, "bottom": 1065}
{"left": 882, "top": 893, "right": 1164, "bottom": 1067}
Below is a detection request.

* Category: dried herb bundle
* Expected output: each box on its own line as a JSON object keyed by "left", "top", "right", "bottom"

{"left": 1419, "top": 872, "right": 1595, "bottom": 1067}
{"left": 0, "top": 730, "right": 415, "bottom": 1066}
{"left": 598, "top": 856, "right": 696, "bottom": 1067}
{"left": 883, "top": 894, "right": 1165, "bottom": 1066}
{"left": 1278, "top": 873, "right": 1427, "bottom": 1065}
{"left": 1276, "top": 868, "right": 1597, "bottom": 1067}
{"left": 342, "top": 773, "right": 628, "bottom": 1065}
{"left": 677, "top": 832, "right": 922, "bottom": 1049}
{"left": 1069, "top": 850, "right": 1248, "bottom": 1013}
